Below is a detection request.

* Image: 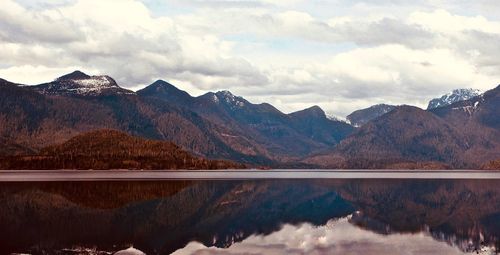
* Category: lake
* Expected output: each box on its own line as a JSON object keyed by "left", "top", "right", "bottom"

{"left": 0, "top": 171, "right": 499, "bottom": 254}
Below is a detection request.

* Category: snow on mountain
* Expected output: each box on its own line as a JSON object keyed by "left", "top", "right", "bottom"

{"left": 215, "top": 90, "right": 246, "bottom": 108}
{"left": 211, "top": 93, "right": 220, "bottom": 103}
{"left": 427, "top": 88, "right": 481, "bottom": 109}
{"left": 449, "top": 93, "right": 485, "bottom": 116}
{"left": 33, "top": 70, "right": 134, "bottom": 96}
{"left": 326, "top": 113, "right": 351, "bottom": 124}
{"left": 62, "top": 76, "right": 119, "bottom": 94}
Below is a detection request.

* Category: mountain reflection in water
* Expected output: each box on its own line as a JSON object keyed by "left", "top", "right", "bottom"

{"left": 0, "top": 179, "right": 499, "bottom": 254}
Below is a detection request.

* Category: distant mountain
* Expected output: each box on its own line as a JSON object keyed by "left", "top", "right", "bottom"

{"left": 0, "top": 73, "right": 269, "bottom": 165}
{"left": 427, "top": 88, "right": 481, "bottom": 109}
{"left": 0, "top": 130, "right": 243, "bottom": 170}
{"left": 306, "top": 85, "right": 500, "bottom": 169}
{"left": 139, "top": 82, "right": 354, "bottom": 159}
{"left": 289, "top": 106, "right": 354, "bottom": 146}
{"left": 429, "top": 85, "right": 500, "bottom": 165}
{"left": 346, "top": 104, "right": 396, "bottom": 127}
{"left": 0, "top": 72, "right": 355, "bottom": 167}
{"left": 5, "top": 70, "right": 499, "bottom": 169}
{"left": 32, "top": 70, "right": 134, "bottom": 96}
{"left": 334, "top": 105, "right": 469, "bottom": 168}
{"left": 137, "top": 80, "right": 193, "bottom": 105}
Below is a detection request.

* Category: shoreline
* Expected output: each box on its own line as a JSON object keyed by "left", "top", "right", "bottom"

{"left": 1, "top": 169, "right": 500, "bottom": 181}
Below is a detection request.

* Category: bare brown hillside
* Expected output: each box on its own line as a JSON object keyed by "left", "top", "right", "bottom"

{"left": 0, "top": 130, "right": 244, "bottom": 170}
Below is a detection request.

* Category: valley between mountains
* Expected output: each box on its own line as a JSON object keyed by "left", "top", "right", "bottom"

{"left": 1, "top": 70, "right": 499, "bottom": 169}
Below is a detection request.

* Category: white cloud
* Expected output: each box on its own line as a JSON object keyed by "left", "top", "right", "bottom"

{"left": 408, "top": 9, "right": 500, "bottom": 35}
{"left": 0, "top": 65, "right": 96, "bottom": 84}
{"left": 0, "top": 0, "right": 500, "bottom": 117}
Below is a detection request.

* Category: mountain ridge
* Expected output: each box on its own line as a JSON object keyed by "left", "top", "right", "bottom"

{"left": 346, "top": 104, "right": 396, "bottom": 127}
{"left": 427, "top": 88, "right": 482, "bottom": 110}
{"left": 139, "top": 78, "right": 354, "bottom": 158}
{"left": 306, "top": 85, "right": 500, "bottom": 169}
{"left": 2, "top": 70, "right": 499, "bottom": 169}
{"left": 0, "top": 71, "right": 354, "bottom": 167}
{"left": 0, "top": 129, "right": 243, "bottom": 170}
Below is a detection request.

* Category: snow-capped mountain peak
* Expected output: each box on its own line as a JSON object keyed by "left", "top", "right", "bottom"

{"left": 33, "top": 71, "right": 133, "bottom": 96}
{"left": 215, "top": 90, "right": 246, "bottom": 108}
{"left": 427, "top": 88, "right": 481, "bottom": 109}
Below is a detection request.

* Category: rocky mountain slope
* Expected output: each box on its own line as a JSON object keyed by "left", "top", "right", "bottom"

{"left": 137, "top": 79, "right": 354, "bottom": 159}
{"left": 427, "top": 88, "right": 481, "bottom": 109}
{"left": 346, "top": 104, "right": 396, "bottom": 127}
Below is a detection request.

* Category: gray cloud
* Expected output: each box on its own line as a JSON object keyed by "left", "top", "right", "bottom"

{"left": 0, "top": 1, "right": 82, "bottom": 43}
{"left": 458, "top": 30, "right": 500, "bottom": 68}
{"left": 334, "top": 18, "right": 436, "bottom": 49}
{"left": 166, "top": 0, "right": 272, "bottom": 9}
{"left": 0, "top": 0, "right": 499, "bottom": 118}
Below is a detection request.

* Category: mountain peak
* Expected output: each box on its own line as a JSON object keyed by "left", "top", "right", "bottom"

{"left": 55, "top": 70, "right": 118, "bottom": 87}
{"left": 291, "top": 105, "right": 326, "bottom": 118}
{"left": 32, "top": 72, "right": 132, "bottom": 96}
{"left": 150, "top": 79, "right": 175, "bottom": 88}
{"left": 56, "top": 70, "right": 91, "bottom": 81}
{"left": 137, "top": 80, "right": 193, "bottom": 103}
{"left": 347, "top": 104, "right": 396, "bottom": 127}
{"left": 146, "top": 80, "right": 186, "bottom": 93}
{"left": 216, "top": 90, "right": 236, "bottom": 98}
{"left": 215, "top": 90, "right": 247, "bottom": 108}
{"left": 391, "top": 105, "right": 424, "bottom": 114}
{"left": 309, "top": 105, "right": 324, "bottom": 112}
{"left": 427, "top": 88, "right": 481, "bottom": 109}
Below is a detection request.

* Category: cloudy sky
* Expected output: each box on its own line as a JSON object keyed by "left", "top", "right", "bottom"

{"left": 1, "top": 0, "right": 500, "bottom": 117}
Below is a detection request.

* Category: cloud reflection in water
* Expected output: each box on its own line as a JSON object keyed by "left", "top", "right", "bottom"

{"left": 173, "top": 215, "right": 484, "bottom": 255}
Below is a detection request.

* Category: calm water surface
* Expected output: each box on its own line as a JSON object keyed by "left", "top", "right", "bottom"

{"left": 1, "top": 174, "right": 499, "bottom": 254}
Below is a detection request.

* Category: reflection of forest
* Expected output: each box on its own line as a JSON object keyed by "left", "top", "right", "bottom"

{"left": 0, "top": 180, "right": 498, "bottom": 254}
{"left": 333, "top": 180, "right": 500, "bottom": 253}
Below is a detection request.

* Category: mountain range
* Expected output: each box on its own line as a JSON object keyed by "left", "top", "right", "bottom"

{"left": 0, "top": 71, "right": 353, "bottom": 168}
{"left": 0, "top": 70, "right": 499, "bottom": 169}
{"left": 306, "top": 85, "right": 500, "bottom": 169}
